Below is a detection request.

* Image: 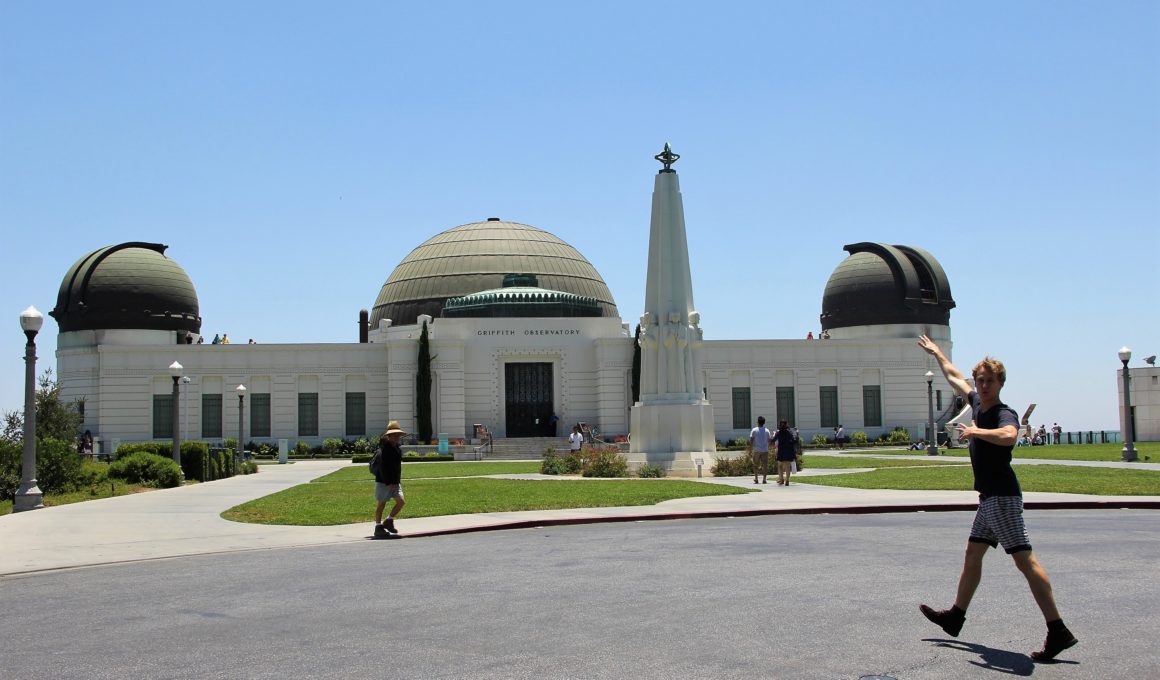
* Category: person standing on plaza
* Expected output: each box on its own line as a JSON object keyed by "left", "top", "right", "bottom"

{"left": 917, "top": 334, "right": 1077, "bottom": 661}
{"left": 372, "top": 421, "right": 407, "bottom": 539}
{"left": 569, "top": 425, "right": 584, "bottom": 453}
{"left": 773, "top": 420, "right": 797, "bottom": 485}
{"left": 1052, "top": 422, "right": 1062, "bottom": 445}
{"left": 748, "top": 416, "right": 772, "bottom": 484}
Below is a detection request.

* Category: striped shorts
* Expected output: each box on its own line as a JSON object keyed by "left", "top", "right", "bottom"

{"left": 968, "top": 495, "right": 1032, "bottom": 554}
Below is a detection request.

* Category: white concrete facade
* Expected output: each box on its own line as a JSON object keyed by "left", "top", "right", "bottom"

{"left": 1118, "top": 365, "right": 1159, "bottom": 443}
{"left": 57, "top": 318, "right": 959, "bottom": 450}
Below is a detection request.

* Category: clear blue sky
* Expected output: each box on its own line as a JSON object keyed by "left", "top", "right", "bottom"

{"left": 2, "top": 1, "right": 1157, "bottom": 432}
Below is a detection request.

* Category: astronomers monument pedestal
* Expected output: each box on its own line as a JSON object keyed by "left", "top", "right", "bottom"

{"left": 628, "top": 145, "right": 716, "bottom": 475}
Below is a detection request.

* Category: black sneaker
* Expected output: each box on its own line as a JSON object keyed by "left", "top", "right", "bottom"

{"left": 919, "top": 604, "right": 964, "bottom": 637}
{"left": 385, "top": 518, "right": 398, "bottom": 534}
{"left": 1031, "top": 628, "right": 1077, "bottom": 662}
{"left": 373, "top": 524, "right": 389, "bottom": 540}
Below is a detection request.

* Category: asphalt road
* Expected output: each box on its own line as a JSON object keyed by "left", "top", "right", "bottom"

{"left": 1, "top": 510, "right": 1155, "bottom": 680}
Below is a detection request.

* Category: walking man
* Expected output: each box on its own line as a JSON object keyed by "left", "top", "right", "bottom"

{"left": 748, "top": 416, "right": 772, "bottom": 484}
{"left": 917, "top": 335, "right": 1077, "bottom": 661}
{"left": 372, "top": 420, "right": 407, "bottom": 539}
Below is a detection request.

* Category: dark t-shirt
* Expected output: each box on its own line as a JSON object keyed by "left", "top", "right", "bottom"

{"left": 774, "top": 429, "right": 798, "bottom": 461}
{"left": 967, "top": 391, "right": 1021, "bottom": 497}
{"left": 375, "top": 437, "right": 403, "bottom": 485}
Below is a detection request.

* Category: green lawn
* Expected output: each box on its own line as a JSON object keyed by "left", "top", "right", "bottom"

{"left": 321, "top": 461, "right": 541, "bottom": 482}
{"left": 796, "top": 464, "right": 1160, "bottom": 496}
{"left": 222, "top": 476, "right": 754, "bottom": 526}
{"left": 799, "top": 456, "right": 968, "bottom": 470}
{"left": 844, "top": 442, "right": 1158, "bottom": 462}
{"left": 1, "top": 481, "right": 156, "bottom": 516}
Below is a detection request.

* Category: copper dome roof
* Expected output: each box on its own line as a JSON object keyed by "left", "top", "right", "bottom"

{"left": 371, "top": 220, "right": 618, "bottom": 326}
{"left": 820, "top": 243, "right": 954, "bottom": 330}
{"left": 50, "top": 242, "right": 201, "bottom": 333}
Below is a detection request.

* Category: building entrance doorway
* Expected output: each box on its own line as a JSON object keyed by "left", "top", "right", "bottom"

{"left": 505, "top": 362, "right": 554, "bottom": 437}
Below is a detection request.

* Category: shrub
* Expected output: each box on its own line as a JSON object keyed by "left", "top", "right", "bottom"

{"left": 239, "top": 461, "right": 259, "bottom": 475}
{"left": 322, "top": 438, "right": 345, "bottom": 458}
{"left": 108, "top": 452, "right": 182, "bottom": 488}
{"left": 886, "top": 427, "right": 912, "bottom": 445}
{"left": 115, "top": 441, "right": 170, "bottom": 459}
{"left": 2, "top": 438, "right": 107, "bottom": 499}
{"left": 76, "top": 459, "right": 110, "bottom": 491}
{"left": 811, "top": 434, "right": 830, "bottom": 446}
{"left": 582, "top": 448, "right": 629, "bottom": 478}
{"left": 637, "top": 463, "right": 666, "bottom": 478}
{"left": 293, "top": 441, "right": 312, "bottom": 457}
{"left": 0, "top": 439, "right": 22, "bottom": 500}
{"left": 540, "top": 451, "right": 568, "bottom": 475}
{"left": 351, "top": 453, "right": 373, "bottom": 464}
{"left": 177, "top": 441, "right": 210, "bottom": 482}
{"left": 352, "top": 438, "right": 375, "bottom": 455}
{"left": 710, "top": 454, "right": 754, "bottom": 477}
{"left": 851, "top": 431, "right": 869, "bottom": 445}
{"left": 224, "top": 437, "right": 239, "bottom": 454}
{"left": 35, "top": 437, "right": 84, "bottom": 495}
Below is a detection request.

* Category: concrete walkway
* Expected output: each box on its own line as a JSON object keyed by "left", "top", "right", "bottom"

{"left": 2, "top": 455, "right": 1158, "bottom": 576}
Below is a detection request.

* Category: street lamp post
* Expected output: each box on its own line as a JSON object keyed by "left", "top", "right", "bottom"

{"left": 14, "top": 306, "right": 45, "bottom": 512}
{"left": 169, "top": 361, "right": 184, "bottom": 481}
{"left": 236, "top": 384, "right": 247, "bottom": 463}
{"left": 1119, "top": 346, "right": 1138, "bottom": 462}
{"left": 925, "top": 370, "right": 938, "bottom": 456}
{"left": 181, "top": 375, "right": 191, "bottom": 442}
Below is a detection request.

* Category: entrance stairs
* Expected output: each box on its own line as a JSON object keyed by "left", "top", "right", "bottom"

{"left": 482, "top": 437, "right": 570, "bottom": 460}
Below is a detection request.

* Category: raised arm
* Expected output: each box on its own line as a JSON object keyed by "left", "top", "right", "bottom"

{"left": 917, "top": 335, "right": 972, "bottom": 399}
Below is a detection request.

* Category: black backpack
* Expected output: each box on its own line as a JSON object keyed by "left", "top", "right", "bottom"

{"left": 368, "top": 444, "right": 383, "bottom": 477}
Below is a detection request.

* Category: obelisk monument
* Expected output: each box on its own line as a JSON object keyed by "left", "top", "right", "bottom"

{"left": 628, "top": 144, "right": 716, "bottom": 474}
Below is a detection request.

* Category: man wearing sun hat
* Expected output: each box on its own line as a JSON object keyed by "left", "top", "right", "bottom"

{"left": 372, "top": 420, "right": 407, "bottom": 539}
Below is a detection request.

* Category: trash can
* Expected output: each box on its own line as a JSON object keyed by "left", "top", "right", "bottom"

{"left": 438, "top": 433, "right": 449, "bottom": 454}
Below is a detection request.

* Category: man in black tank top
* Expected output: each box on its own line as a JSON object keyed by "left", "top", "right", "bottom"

{"left": 916, "top": 335, "right": 1077, "bottom": 662}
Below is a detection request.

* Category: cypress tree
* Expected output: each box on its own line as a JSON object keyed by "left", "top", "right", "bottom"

{"left": 417, "top": 321, "right": 432, "bottom": 443}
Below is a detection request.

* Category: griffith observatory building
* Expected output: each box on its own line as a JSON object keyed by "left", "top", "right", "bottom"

{"left": 50, "top": 152, "right": 959, "bottom": 458}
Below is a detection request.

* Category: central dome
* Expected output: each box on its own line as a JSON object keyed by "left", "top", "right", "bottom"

{"left": 371, "top": 219, "right": 619, "bottom": 327}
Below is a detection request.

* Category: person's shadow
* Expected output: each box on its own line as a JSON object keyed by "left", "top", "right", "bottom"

{"left": 924, "top": 638, "right": 1078, "bottom": 675}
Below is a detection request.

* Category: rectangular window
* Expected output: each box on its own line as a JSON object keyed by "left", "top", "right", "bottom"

{"left": 202, "top": 394, "right": 223, "bottom": 438}
{"left": 250, "top": 393, "right": 271, "bottom": 438}
{"left": 345, "top": 392, "right": 366, "bottom": 437}
{"left": 936, "top": 389, "right": 943, "bottom": 411}
{"left": 153, "top": 394, "right": 174, "bottom": 439}
{"left": 776, "top": 387, "right": 796, "bottom": 428}
{"left": 732, "top": 387, "right": 751, "bottom": 429}
{"left": 862, "top": 386, "right": 882, "bottom": 427}
{"left": 819, "top": 386, "right": 839, "bottom": 428}
{"left": 298, "top": 393, "right": 319, "bottom": 437}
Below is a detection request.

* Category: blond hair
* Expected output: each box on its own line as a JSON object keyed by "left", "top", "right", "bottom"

{"left": 972, "top": 357, "right": 1006, "bottom": 385}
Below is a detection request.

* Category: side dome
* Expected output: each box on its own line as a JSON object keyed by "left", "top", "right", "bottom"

{"left": 50, "top": 242, "right": 201, "bottom": 333}
{"left": 820, "top": 243, "right": 954, "bottom": 330}
{"left": 371, "top": 219, "right": 619, "bottom": 326}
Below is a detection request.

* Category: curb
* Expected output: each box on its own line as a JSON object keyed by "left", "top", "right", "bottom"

{"left": 399, "top": 499, "right": 1160, "bottom": 539}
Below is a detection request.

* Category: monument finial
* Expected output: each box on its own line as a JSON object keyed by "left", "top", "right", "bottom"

{"left": 655, "top": 142, "right": 679, "bottom": 172}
